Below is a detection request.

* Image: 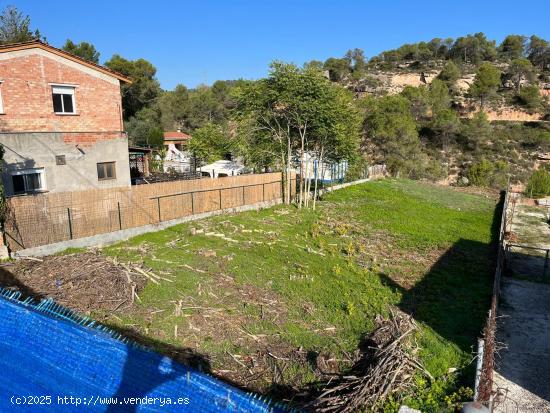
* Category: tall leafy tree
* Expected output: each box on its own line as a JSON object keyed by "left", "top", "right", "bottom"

{"left": 360, "top": 94, "right": 422, "bottom": 177}
{"left": 469, "top": 63, "right": 501, "bottom": 108}
{"left": 428, "top": 79, "right": 451, "bottom": 115}
{"left": 498, "top": 35, "right": 526, "bottom": 60}
{"left": 323, "top": 57, "right": 350, "bottom": 82}
{"left": 104, "top": 55, "right": 161, "bottom": 119}
{"left": 431, "top": 109, "right": 460, "bottom": 149}
{"left": 450, "top": 33, "right": 497, "bottom": 64}
{"left": 187, "top": 122, "right": 230, "bottom": 165}
{"left": 462, "top": 111, "right": 492, "bottom": 152}
{"left": 62, "top": 40, "right": 100, "bottom": 63}
{"left": 505, "top": 58, "right": 535, "bottom": 93}
{"left": 0, "top": 5, "right": 42, "bottom": 44}
{"left": 527, "top": 35, "right": 550, "bottom": 70}
{"left": 437, "top": 61, "right": 461, "bottom": 92}
{"left": 234, "top": 62, "right": 360, "bottom": 206}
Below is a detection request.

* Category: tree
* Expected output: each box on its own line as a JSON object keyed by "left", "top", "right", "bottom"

{"left": 401, "top": 86, "right": 429, "bottom": 120}
{"left": 431, "top": 108, "right": 460, "bottom": 149}
{"left": 428, "top": 79, "right": 451, "bottom": 115}
{"left": 450, "top": 33, "right": 497, "bottom": 64}
{"left": 360, "top": 94, "right": 422, "bottom": 177}
{"left": 505, "top": 58, "right": 535, "bottom": 93}
{"left": 469, "top": 63, "right": 501, "bottom": 108}
{"left": 527, "top": 35, "right": 550, "bottom": 70}
{"left": 345, "top": 48, "right": 367, "bottom": 77}
{"left": 323, "top": 57, "right": 350, "bottom": 82}
{"left": 62, "top": 40, "right": 99, "bottom": 63}
{"left": 498, "top": 35, "right": 526, "bottom": 60}
{"left": 0, "top": 5, "right": 42, "bottom": 44}
{"left": 234, "top": 62, "right": 360, "bottom": 206}
{"left": 437, "top": 61, "right": 461, "bottom": 91}
{"left": 461, "top": 111, "right": 492, "bottom": 152}
{"left": 516, "top": 85, "right": 543, "bottom": 112}
{"left": 124, "top": 107, "right": 163, "bottom": 147}
{"left": 104, "top": 55, "right": 161, "bottom": 119}
{"left": 187, "top": 122, "right": 230, "bottom": 165}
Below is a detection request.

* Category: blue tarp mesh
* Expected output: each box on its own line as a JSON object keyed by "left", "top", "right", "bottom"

{"left": 0, "top": 289, "right": 291, "bottom": 412}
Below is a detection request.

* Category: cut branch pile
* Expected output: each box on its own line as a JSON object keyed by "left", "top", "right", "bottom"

{"left": 0, "top": 251, "right": 165, "bottom": 314}
{"left": 305, "top": 309, "right": 431, "bottom": 413}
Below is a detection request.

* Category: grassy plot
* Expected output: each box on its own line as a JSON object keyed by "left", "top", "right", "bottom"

{"left": 101, "top": 179, "right": 498, "bottom": 410}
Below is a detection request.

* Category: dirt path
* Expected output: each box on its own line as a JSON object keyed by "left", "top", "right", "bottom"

{"left": 493, "top": 198, "right": 550, "bottom": 412}
{"left": 493, "top": 278, "right": 550, "bottom": 412}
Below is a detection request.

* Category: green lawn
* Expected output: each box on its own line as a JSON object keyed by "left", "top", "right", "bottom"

{"left": 101, "top": 179, "right": 498, "bottom": 410}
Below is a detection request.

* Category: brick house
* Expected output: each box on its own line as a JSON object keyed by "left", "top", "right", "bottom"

{"left": 0, "top": 40, "right": 132, "bottom": 196}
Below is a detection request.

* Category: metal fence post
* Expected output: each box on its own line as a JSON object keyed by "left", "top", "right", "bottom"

{"left": 67, "top": 208, "right": 73, "bottom": 240}
{"left": 544, "top": 249, "right": 549, "bottom": 278}
{"left": 157, "top": 198, "right": 161, "bottom": 222}
{"left": 219, "top": 188, "right": 222, "bottom": 210}
{"left": 242, "top": 186, "right": 245, "bottom": 205}
{"left": 117, "top": 202, "right": 122, "bottom": 230}
{"left": 262, "top": 183, "right": 265, "bottom": 202}
{"left": 191, "top": 192, "right": 195, "bottom": 214}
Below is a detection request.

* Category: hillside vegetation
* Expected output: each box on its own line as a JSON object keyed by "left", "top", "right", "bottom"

{"left": 97, "top": 180, "right": 498, "bottom": 411}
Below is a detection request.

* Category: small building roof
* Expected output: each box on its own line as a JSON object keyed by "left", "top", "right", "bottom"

{"left": 0, "top": 40, "right": 132, "bottom": 83}
{"left": 164, "top": 131, "right": 192, "bottom": 141}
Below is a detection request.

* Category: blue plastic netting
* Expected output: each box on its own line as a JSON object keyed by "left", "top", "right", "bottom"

{"left": 0, "top": 289, "right": 291, "bottom": 412}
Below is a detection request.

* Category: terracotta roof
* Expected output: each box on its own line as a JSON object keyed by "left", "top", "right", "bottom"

{"left": 0, "top": 40, "right": 132, "bottom": 83}
{"left": 164, "top": 131, "right": 191, "bottom": 140}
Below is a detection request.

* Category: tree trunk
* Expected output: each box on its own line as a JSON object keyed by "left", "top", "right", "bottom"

{"left": 298, "top": 137, "right": 305, "bottom": 209}
{"left": 286, "top": 137, "right": 291, "bottom": 204}
{"left": 313, "top": 146, "right": 324, "bottom": 210}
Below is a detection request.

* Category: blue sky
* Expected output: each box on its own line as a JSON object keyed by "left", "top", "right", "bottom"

{"left": 9, "top": 0, "right": 550, "bottom": 90}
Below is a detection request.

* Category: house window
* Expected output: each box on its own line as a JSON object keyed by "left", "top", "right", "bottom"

{"left": 11, "top": 168, "right": 45, "bottom": 194}
{"left": 52, "top": 85, "right": 76, "bottom": 114}
{"left": 55, "top": 155, "right": 66, "bottom": 165}
{"left": 97, "top": 162, "right": 116, "bottom": 180}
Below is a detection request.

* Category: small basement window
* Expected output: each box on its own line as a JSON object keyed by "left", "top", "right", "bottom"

{"left": 11, "top": 168, "right": 45, "bottom": 194}
{"left": 97, "top": 162, "right": 116, "bottom": 180}
{"left": 52, "top": 85, "right": 76, "bottom": 114}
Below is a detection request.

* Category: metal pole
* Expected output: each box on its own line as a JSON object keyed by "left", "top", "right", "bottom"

{"left": 67, "top": 208, "right": 73, "bottom": 240}
{"left": 191, "top": 192, "right": 195, "bottom": 214}
{"left": 262, "top": 183, "right": 265, "bottom": 202}
{"left": 242, "top": 186, "right": 245, "bottom": 205}
{"left": 157, "top": 198, "right": 161, "bottom": 222}
{"left": 117, "top": 202, "right": 122, "bottom": 230}
{"left": 219, "top": 188, "right": 222, "bottom": 210}
{"left": 544, "top": 249, "right": 549, "bottom": 278}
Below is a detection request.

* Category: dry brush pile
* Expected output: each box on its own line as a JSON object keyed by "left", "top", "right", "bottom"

{"left": 304, "top": 309, "right": 432, "bottom": 412}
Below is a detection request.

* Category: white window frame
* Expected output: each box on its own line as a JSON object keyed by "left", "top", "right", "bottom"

{"left": 51, "top": 84, "right": 77, "bottom": 115}
{"left": 10, "top": 168, "right": 46, "bottom": 194}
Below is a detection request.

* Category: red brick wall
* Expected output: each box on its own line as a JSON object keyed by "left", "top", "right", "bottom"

{"left": 0, "top": 51, "right": 124, "bottom": 138}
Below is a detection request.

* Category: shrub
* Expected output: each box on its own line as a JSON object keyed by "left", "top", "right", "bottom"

{"left": 467, "top": 160, "right": 494, "bottom": 187}
{"left": 525, "top": 169, "right": 550, "bottom": 198}
{"left": 516, "top": 85, "right": 543, "bottom": 112}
